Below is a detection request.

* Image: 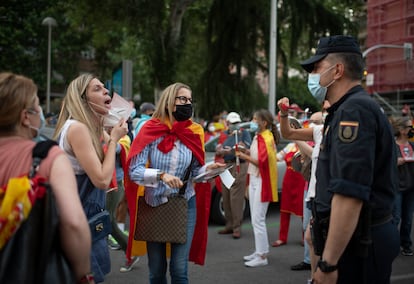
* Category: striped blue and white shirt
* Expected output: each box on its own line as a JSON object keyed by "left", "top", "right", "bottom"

{"left": 129, "top": 136, "right": 207, "bottom": 207}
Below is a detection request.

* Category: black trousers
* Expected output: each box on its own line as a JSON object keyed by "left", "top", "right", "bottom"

{"left": 337, "top": 220, "right": 399, "bottom": 284}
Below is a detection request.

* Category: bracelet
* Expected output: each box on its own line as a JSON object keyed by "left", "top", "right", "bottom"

{"left": 107, "top": 139, "right": 115, "bottom": 146}
{"left": 280, "top": 113, "right": 288, "bottom": 118}
{"left": 78, "top": 273, "right": 94, "bottom": 284}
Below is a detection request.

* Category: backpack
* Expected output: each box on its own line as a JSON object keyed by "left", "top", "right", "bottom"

{"left": 0, "top": 140, "right": 75, "bottom": 283}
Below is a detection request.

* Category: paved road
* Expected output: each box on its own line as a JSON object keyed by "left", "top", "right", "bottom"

{"left": 105, "top": 204, "right": 414, "bottom": 284}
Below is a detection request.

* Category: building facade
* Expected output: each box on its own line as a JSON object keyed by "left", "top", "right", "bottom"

{"left": 366, "top": 0, "right": 414, "bottom": 110}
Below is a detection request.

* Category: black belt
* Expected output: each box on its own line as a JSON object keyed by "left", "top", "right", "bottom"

{"left": 371, "top": 214, "right": 392, "bottom": 227}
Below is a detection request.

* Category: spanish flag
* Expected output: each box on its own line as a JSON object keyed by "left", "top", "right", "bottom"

{"left": 257, "top": 129, "right": 278, "bottom": 202}
{"left": 124, "top": 118, "right": 211, "bottom": 265}
{"left": 105, "top": 135, "right": 131, "bottom": 190}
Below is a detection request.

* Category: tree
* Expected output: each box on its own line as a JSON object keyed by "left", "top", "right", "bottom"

{"left": 1, "top": 0, "right": 365, "bottom": 117}
{"left": 0, "top": 0, "right": 91, "bottom": 111}
{"left": 197, "top": 0, "right": 364, "bottom": 118}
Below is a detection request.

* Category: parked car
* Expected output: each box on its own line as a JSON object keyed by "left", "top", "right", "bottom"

{"left": 205, "top": 122, "right": 288, "bottom": 224}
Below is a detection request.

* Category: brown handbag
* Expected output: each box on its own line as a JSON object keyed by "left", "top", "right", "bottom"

{"left": 134, "top": 195, "right": 188, "bottom": 243}
{"left": 134, "top": 156, "right": 193, "bottom": 244}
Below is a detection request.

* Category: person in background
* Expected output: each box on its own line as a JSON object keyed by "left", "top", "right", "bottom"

{"left": 272, "top": 140, "right": 306, "bottom": 248}
{"left": 390, "top": 116, "right": 414, "bottom": 256}
{"left": 204, "top": 121, "right": 218, "bottom": 143}
{"left": 215, "top": 111, "right": 252, "bottom": 239}
{"left": 133, "top": 102, "right": 155, "bottom": 137}
{"left": 401, "top": 104, "right": 414, "bottom": 143}
{"left": 212, "top": 113, "right": 226, "bottom": 134}
{"left": 236, "top": 109, "right": 279, "bottom": 267}
{"left": 125, "top": 82, "right": 225, "bottom": 283}
{"left": 277, "top": 101, "right": 328, "bottom": 281}
{"left": 53, "top": 73, "right": 128, "bottom": 283}
{"left": 0, "top": 72, "right": 94, "bottom": 283}
{"left": 106, "top": 133, "right": 141, "bottom": 272}
{"left": 300, "top": 35, "right": 398, "bottom": 284}
{"left": 106, "top": 100, "right": 141, "bottom": 272}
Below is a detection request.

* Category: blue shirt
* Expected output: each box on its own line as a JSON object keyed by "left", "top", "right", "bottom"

{"left": 129, "top": 136, "right": 206, "bottom": 206}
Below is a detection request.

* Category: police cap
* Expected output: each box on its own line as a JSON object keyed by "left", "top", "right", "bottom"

{"left": 300, "top": 35, "right": 362, "bottom": 73}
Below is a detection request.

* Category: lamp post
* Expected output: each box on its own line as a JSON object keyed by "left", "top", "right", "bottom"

{"left": 268, "top": 0, "right": 277, "bottom": 116}
{"left": 42, "top": 17, "right": 57, "bottom": 113}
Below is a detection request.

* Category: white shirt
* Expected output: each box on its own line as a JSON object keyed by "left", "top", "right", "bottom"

{"left": 306, "top": 124, "right": 323, "bottom": 201}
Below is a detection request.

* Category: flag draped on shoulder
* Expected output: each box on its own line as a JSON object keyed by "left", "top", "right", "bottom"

{"left": 257, "top": 129, "right": 278, "bottom": 202}
{"left": 124, "top": 118, "right": 211, "bottom": 265}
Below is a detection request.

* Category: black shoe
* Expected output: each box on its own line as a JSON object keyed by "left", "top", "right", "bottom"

{"left": 291, "top": 261, "right": 311, "bottom": 271}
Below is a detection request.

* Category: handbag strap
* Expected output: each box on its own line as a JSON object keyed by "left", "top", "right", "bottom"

{"left": 30, "top": 140, "right": 58, "bottom": 178}
{"left": 179, "top": 155, "right": 194, "bottom": 195}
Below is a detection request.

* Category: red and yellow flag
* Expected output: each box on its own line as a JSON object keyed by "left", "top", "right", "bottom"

{"left": 124, "top": 118, "right": 211, "bottom": 265}
{"left": 257, "top": 129, "right": 278, "bottom": 202}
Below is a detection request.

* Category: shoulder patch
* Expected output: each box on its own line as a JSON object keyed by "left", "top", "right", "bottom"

{"left": 338, "top": 121, "right": 359, "bottom": 143}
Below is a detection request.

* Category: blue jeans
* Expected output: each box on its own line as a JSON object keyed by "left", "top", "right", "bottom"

{"left": 146, "top": 196, "right": 196, "bottom": 284}
{"left": 303, "top": 200, "right": 312, "bottom": 264}
{"left": 392, "top": 190, "right": 414, "bottom": 249}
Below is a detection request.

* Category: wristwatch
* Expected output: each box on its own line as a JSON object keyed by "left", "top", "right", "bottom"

{"left": 317, "top": 259, "right": 338, "bottom": 273}
{"left": 157, "top": 171, "right": 165, "bottom": 181}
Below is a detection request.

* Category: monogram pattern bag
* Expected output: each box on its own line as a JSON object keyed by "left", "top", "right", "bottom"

{"left": 134, "top": 195, "right": 188, "bottom": 243}
{"left": 134, "top": 156, "right": 193, "bottom": 244}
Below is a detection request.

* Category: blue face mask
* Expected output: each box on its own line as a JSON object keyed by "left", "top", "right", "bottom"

{"left": 130, "top": 108, "right": 137, "bottom": 119}
{"left": 307, "top": 65, "right": 336, "bottom": 104}
{"left": 250, "top": 121, "right": 258, "bottom": 132}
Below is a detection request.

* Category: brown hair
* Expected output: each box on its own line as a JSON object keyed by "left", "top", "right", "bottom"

{"left": 254, "top": 108, "right": 280, "bottom": 144}
{"left": 0, "top": 72, "right": 37, "bottom": 134}
{"left": 389, "top": 116, "right": 412, "bottom": 138}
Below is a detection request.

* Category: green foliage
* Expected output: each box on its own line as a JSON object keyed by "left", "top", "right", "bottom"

{"left": 0, "top": 0, "right": 89, "bottom": 111}
{"left": 1, "top": 0, "right": 365, "bottom": 117}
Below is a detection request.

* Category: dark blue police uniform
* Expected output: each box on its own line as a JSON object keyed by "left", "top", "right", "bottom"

{"left": 315, "top": 85, "right": 400, "bottom": 284}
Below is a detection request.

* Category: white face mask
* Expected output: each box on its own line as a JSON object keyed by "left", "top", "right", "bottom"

{"left": 103, "top": 110, "right": 123, "bottom": 127}
{"left": 307, "top": 65, "right": 336, "bottom": 104}
{"left": 30, "top": 107, "right": 46, "bottom": 141}
{"left": 89, "top": 100, "right": 132, "bottom": 127}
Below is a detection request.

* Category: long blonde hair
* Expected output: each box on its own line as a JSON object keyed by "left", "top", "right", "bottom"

{"left": 53, "top": 73, "right": 104, "bottom": 161}
{"left": 0, "top": 72, "right": 38, "bottom": 134}
{"left": 152, "top": 83, "right": 191, "bottom": 125}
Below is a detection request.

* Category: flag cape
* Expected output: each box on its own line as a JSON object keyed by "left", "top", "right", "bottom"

{"left": 105, "top": 135, "right": 131, "bottom": 189}
{"left": 257, "top": 130, "right": 278, "bottom": 202}
{"left": 124, "top": 118, "right": 211, "bottom": 265}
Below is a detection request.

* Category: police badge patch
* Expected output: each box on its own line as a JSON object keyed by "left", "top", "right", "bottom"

{"left": 338, "top": 121, "right": 359, "bottom": 142}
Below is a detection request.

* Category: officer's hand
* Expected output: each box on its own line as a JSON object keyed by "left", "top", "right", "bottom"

{"left": 312, "top": 269, "right": 338, "bottom": 284}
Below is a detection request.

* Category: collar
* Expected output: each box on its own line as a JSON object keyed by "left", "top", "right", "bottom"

{"left": 327, "top": 85, "right": 364, "bottom": 114}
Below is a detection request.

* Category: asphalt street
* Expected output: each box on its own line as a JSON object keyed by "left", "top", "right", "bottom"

{"left": 104, "top": 204, "right": 414, "bottom": 284}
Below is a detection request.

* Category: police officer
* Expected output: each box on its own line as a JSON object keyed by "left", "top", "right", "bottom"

{"left": 298, "top": 35, "right": 399, "bottom": 284}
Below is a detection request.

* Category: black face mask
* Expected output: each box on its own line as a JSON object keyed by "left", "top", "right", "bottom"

{"left": 173, "top": 104, "right": 193, "bottom": 121}
{"left": 408, "top": 128, "right": 414, "bottom": 139}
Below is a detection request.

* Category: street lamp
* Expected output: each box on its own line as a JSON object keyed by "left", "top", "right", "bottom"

{"left": 268, "top": 0, "right": 277, "bottom": 116}
{"left": 42, "top": 17, "right": 57, "bottom": 113}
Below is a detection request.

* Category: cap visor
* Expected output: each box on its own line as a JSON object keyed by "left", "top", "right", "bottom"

{"left": 300, "top": 54, "right": 327, "bottom": 73}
